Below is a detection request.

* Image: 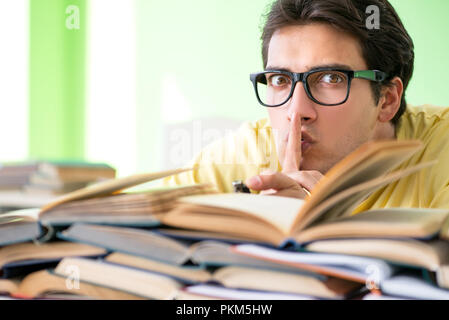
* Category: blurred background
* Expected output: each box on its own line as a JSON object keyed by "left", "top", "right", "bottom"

{"left": 1, "top": 0, "right": 448, "bottom": 178}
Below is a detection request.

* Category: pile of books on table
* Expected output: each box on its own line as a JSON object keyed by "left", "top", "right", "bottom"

{"left": 0, "top": 161, "right": 116, "bottom": 211}
{"left": 1, "top": 140, "right": 449, "bottom": 300}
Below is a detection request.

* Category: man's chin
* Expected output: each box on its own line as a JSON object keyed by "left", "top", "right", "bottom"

{"left": 300, "top": 159, "right": 330, "bottom": 175}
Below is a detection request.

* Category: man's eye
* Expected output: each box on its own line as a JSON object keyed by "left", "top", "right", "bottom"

{"left": 321, "top": 73, "right": 344, "bottom": 84}
{"left": 269, "top": 75, "right": 290, "bottom": 87}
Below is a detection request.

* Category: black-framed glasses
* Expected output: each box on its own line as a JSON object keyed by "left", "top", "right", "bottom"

{"left": 250, "top": 68, "right": 388, "bottom": 107}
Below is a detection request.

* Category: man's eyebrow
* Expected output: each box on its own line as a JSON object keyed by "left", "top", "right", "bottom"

{"left": 311, "top": 63, "right": 353, "bottom": 70}
{"left": 264, "top": 66, "right": 291, "bottom": 72}
{"left": 265, "top": 63, "right": 353, "bottom": 72}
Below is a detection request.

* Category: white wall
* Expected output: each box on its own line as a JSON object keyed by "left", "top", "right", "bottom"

{"left": 85, "top": 0, "right": 137, "bottom": 177}
{"left": 0, "top": 0, "right": 29, "bottom": 162}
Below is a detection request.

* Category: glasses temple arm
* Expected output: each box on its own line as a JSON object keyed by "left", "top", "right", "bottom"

{"left": 354, "top": 70, "right": 388, "bottom": 82}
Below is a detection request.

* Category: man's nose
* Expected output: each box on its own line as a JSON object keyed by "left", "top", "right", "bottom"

{"left": 287, "top": 81, "right": 317, "bottom": 122}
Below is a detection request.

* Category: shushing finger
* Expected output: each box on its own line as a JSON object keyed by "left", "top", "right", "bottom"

{"left": 282, "top": 111, "right": 302, "bottom": 173}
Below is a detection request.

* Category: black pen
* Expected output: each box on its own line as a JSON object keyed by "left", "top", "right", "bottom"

{"left": 232, "top": 180, "right": 251, "bottom": 193}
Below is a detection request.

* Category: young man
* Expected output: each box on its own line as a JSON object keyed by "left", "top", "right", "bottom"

{"left": 164, "top": 0, "right": 449, "bottom": 211}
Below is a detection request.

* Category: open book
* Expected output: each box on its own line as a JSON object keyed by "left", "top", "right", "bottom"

{"left": 161, "top": 139, "right": 444, "bottom": 247}
{"left": 0, "top": 168, "right": 213, "bottom": 246}
{"left": 39, "top": 167, "right": 195, "bottom": 212}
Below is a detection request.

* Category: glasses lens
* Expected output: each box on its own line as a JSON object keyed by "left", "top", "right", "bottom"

{"left": 255, "top": 72, "right": 292, "bottom": 107}
{"left": 307, "top": 70, "right": 349, "bottom": 105}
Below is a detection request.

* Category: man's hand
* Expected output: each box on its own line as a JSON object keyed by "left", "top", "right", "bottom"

{"left": 245, "top": 170, "right": 323, "bottom": 198}
{"left": 245, "top": 112, "right": 323, "bottom": 199}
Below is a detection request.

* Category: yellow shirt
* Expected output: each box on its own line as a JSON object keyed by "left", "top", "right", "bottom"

{"left": 163, "top": 118, "right": 281, "bottom": 193}
{"left": 163, "top": 105, "right": 449, "bottom": 210}
{"left": 354, "top": 105, "right": 449, "bottom": 212}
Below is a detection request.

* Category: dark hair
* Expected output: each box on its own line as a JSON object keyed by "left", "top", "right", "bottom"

{"left": 261, "top": 0, "right": 414, "bottom": 126}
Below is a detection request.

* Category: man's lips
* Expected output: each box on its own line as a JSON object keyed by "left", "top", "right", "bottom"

{"left": 301, "top": 131, "right": 315, "bottom": 145}
{"left": 301, "top": 139, "right": 312, "bottom": 154}
{"left": 283, "top": 131, "right": 315, "bottom": 154}
{"left": 301, "top": 132, "right": 315, "bottom": 154}
{"left": 284, "top": 131, "right": 315, "bottom": 144}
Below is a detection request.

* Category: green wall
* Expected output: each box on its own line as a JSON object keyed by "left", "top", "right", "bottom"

{"left": 29, "top": 0, "right": 87, "bottom": 161}
{"left": 27, "top": 0, "right": 449, "bottom": 172}
{"left": 390, "top": 0, "right": 449, "bottom": 107}
{"left": 136, "top": 0, "right": 272, "bottom": 172}
{"left": 135, "top": 0, "right": 449, "bottom": 173}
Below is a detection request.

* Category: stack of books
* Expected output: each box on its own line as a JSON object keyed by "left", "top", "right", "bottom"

{"left": 0, "top": 161, "right": 116, "bottom": 210}
{"left": 23, "top": 161, "right": 116, "bottom": 196}
{"left": 1, "top": 140, "right": 449, "bottom": 300}
{"left": 0, "top": 168, "right": 216, "bottom": 299}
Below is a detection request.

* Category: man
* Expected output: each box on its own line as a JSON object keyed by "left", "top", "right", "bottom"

{"left": 164, "top": 0, "right": 449, "bottom": 211}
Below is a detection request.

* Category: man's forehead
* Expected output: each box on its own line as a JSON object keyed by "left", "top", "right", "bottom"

{"left": 265, "top": 63, "right": 353, "bottom": 72}
{"left": 267, "top": 23, "right": 367, "bottom": 71}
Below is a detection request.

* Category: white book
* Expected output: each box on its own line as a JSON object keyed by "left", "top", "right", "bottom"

{"left": 380, "top": 275, "right": 449, "bottom": 300}
{"left": 178, "top": 284, "right": 315, "bottom": 300}
{"left": 232, "top": 244, "right": 395, "bottom": 285}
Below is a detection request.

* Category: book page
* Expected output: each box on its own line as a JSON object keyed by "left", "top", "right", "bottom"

{"left": 180, "top": 284, "right": 314, "bottom": 300}
{"left": 0, "top": 208, "right": 40, "bottom": 223}
{"left": 55, "top": 257, "right": 182, "bottom": 300}
{"left": 296, "top": 140, "right": 422, "bottom": 225}
{"left": 439, "top": 214, "right": 449, "bottom": 241}
{"left": 105, "top": 252, "right": 212, "bottom": 283}
{"left": 317, "top": 140, "right": 422, "bottom": 197}
{"left": 211, "top": 265, "right": 360, "bottom": 298}
{"left": 61, "top": 223, "right": 191, "bottom": 265}
{"left": 178, "top": 193, "right": 305, "bottom": 235}
{"left": 381, "top": 275, "right": 449, "bottom": 300}
{"left": 436, "top": 265, "right": 449, "bottom": 289}
{"left": 305, "top": 239, "right": 449, "bottom": 271}
{"left": 232, "top": 244, "right": 394, "bottom": 283}
{"left": 296, "top": 207, "right": 449, "bottom": 243}
{"left": 296, "top": 161, "right": 436, "bottom": 231}
{"left": 293, "top": 149, "right": 431, "bottom": 232}
{"left": 0, "top": 241, "right": 107, "bottom": 269}
{"left": 39, "top": 167, "right": 192, "bottom": 214}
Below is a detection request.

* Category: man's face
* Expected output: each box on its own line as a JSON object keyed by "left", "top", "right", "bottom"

{"left": 266, "top": 23, "right": 383, "bottom": 174}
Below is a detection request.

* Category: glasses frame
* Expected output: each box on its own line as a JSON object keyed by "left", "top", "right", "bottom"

{"left": 250, "top": 67, "right": 388, "bottom": 107}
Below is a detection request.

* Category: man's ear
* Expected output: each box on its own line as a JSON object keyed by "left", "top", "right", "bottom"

{"left": 377, "top": 77, "right": 404, "bottom": 123}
